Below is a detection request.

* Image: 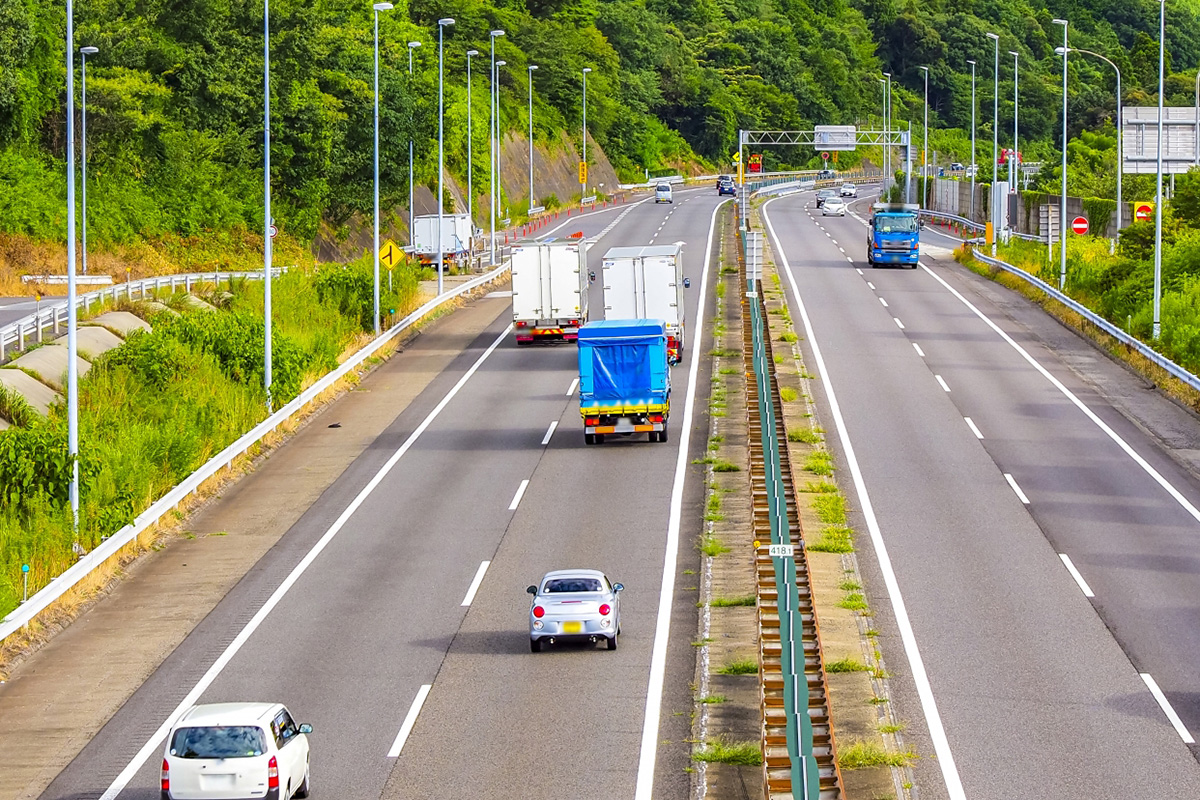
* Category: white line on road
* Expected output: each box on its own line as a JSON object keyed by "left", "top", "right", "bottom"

{"left": 387, "top": 684, "right": 433, "bottom": 757}
{"left": 1140, "top": 673, "right": 1196, "bottom": 744}
{"left": 879, "top": 297, "right": 889, "bottom": 308}
{"left": 856, "top": 268, "right": 863, "bottom": 275}
{"left": 964, "top": 417, "right": 984, "bottom": 439}
{"left": 1004, "top": 473, "right": 1030, "bottom": 504}
{"left": 460, "top": 560, "right": 491, "bottom": 606}
{"left": 1058, "top": 554, "right": 1095, "bottom": 598}
{"left": 762, "top": 196, "right": 968, "bottom": 800}
{"left": 634, "top": 197, "right": 729, "bottom": 800}
{"left": 508, "top": 479, "right": 530, "bottom": 510}
{"left": 838, "top": 246, "right": 845, "bottom": 254}
{"left": 867, "top": 282, "right": 875, "bottom": 290}
{"left": 541, "top": 421, "right": 558, "bottom": 445}
{"left": 847, "top": 257, "right": 854, "bottom": 263}
{"left": 96, "top": 324, "right": 513, "bottom": 800}
{"left": 913, "top": 343, "right": 926, "bottom": 358}
{"left": 893, "top": 317, "right": 905, "bottom": 330}
{"left": 566, "top": 377, "right": 579, "bottom": 396}
{"left": 935, "top": 375, "right": 951, "bottom": 392}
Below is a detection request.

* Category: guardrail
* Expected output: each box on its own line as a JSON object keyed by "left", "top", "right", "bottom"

{"left": 918, "top": 209, "right": 1040, "bottom": 242}
{"left": 0, "top": 262, "right": 510, "bottom": 643}
{"left": 0, "top": 269, "right": 288, "bottom": 364}
{"left": 968, "top": 247, "right": 1200, "bottom": 393}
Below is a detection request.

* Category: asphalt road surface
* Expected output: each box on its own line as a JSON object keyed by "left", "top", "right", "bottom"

{"left": 0, "top": 297, "right": 36, "bottom": 329}
{"left": 39, "top": 188, "right": 728, "bottom": 800}
{"left": 765, "top": 190, "right": 1200, "bottom": 799}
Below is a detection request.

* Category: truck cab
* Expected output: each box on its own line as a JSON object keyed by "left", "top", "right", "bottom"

{"left": 867, "top": 203, "right": 921, "bottom": 268}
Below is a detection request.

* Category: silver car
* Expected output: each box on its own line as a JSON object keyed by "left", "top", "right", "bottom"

{"left": 822, "top": 197, "right": 847, "bottom": 216}
{"left": 840, "top": 183, "right": 858, "bottom": 197}
{"left": 527, "top": 569, "right": 623, "bottom": 652}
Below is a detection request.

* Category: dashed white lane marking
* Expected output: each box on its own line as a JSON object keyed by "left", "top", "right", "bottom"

{"left": 893, "top": 317, "right": 905, "bottom": 330}
{"left": 1058, "top": 554, "right": 1095, "bottom": 598}
{"left": 879, "top": 297, "right": 889, "bottom": 308}
{"left": 856, "top": 268, "right": 863, "bottom": 275}
{"left": 541, "top": 421, "right": 558, "bottom": 445}
{"left": 508, "top": 479, "right": 530, "bottom": 510}
{"left": 1141, "top": 674, "right": 1196, "bottom": 744}
{"left": 935, "top": 375, "right": 951, "bottom": 392}
{"left": 847, "top": 257, "right": 854, "bottom": 263}
{"left": 867, "top": 282, "right": 875, "bottom": 290}
{"left": 460, "top": 560, "right": 491, "bottom": 606}
{"left": 1004, "top": 473, "right": 1030, "bottom": 504}
{"left": 964, "top": 417, "right": 984, "bottom": 439}
{"left": 388, "top": 684, "right": 433, "bottom": 757}
{"left": 838, "top": 246, "right": 846, "bottom": 254}
{"left": 913, "top": 343, "right": 926, "bottom": 357}
{"left": 566, "top": 377, "right": 579, "bottom": 396}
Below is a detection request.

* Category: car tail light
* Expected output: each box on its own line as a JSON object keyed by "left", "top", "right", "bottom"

{"left": 649, "top": 414, "right": 663, "bottom": 423}
{"left": 586, "top": 417, "right": 599, "bottom": 426}
{"left": 533, "top": 606, "right": 545, "bottom": 618}
{"left": 667, "top": 335, "right": 678, "bottom": 349}
{"left": 599, "top": 604, "right": 611, "bottom": 616}
{"left": 567, "top": 319, "right": 579, "bottom": 326}
{"left": 161, "top": 759, "right": 169, "bottom": 792}
{"left": 516, "top": 320, "right": 527, "bottom": 328}
{"left": 268, "top": 756, "right": 279, "bottom": 789}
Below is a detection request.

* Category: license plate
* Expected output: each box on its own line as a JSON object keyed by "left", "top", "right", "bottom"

{"left": 562, "top": 620, "right": 583, "bottom": 634}
{"left": 200, "top": 774, "right": 238, "bottom": 790}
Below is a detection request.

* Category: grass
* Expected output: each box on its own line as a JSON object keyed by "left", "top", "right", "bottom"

{"left": 711, "top": 594, "right": 756, "bottom": 607}
{"left": 825, "top": 656, "right": 871, "bottom": 673}
{"left": 718, "top": 367, "right": 738, "bottom": 375}
{"left": 803, "top": 480, "right": 838, "bottom": 493}
{"left": 692, "top": 738, "right": 763, "bottom": 766}
{"left": 715, "top": 658, "right": 758, "bottom": 675}
{"left": 712, "top": 459, "right": 741, "bottom": 472}
{"left": 837, "top": 592, "right": 870, "bottom": 612}
{"left": 837, "top": 739, "right": 915, "bottom": 769}
{"left": 698, "top": 694, "right": 727, "bottom": 704}
{"left": 879, "top": 722, "right": 906, "bottom": 734}
{"left": 773, "top": 353, "right": 783, "bottom": 364}
{"left": 839, "top": 580, "right": 861, "bottom": 592}
{"left": 808, "top": 525, "right": 855, "bottom": 553}
{"left": 780, "top": 331, "right": 798, "bottom": 343}
{"left": 804, "top": 450, "right": 835, "bottom": 475}
{"left": 812, "top": 493, "right": 846, "bottom": 525}
{"left": 779, "top": 386, "right": 798, "bottom": 402}
{"left": 700, "top": 536, "right": 731, "bottom": 557}
{"left": 710, "top": 348, "right": 739, "bottom": 357}
{"left": 715, "top": 282, "right": 726, "bottom": 299}
{"left": 787, "top": 426, "right": 821, "bottom": 443}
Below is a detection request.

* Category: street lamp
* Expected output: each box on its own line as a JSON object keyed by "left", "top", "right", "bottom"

{"left": 65, "top": 0, "right": 80, "bottom": 527}
{"left": 920, "top": 65, "right": 929, "bottom": 206}
{"left": 372, "top": 3, "right": 393, "bottom": 336}
{"left": 407, "top": 40, "right": 420, "bottom": 255}
{"left": 1154, "top": 0, "right": 1165, "bottom": 339}
{"left": 1059, "top": 47, "right": 1121, "bottom": 233}
{"left": 582, "top": 67, "right": 592, "bottom": 199}
{"left": 967, "top": 59, "right": 977, "bottom": 220}
{"left": 1052, "top": 19, "right": 1068, "bottom": 290}
{"left": 986, "top": 32, "right": 1000, "bottom": 247}
{"left": 496, "top": 60, "right": 507, "bottom": 249}
{"left": 528, "top": 64, "right": 538, "bottom": 212}
{"left": 884, "top": 72, "right": 892, "bottom": 183}
{"left": 466, "top": 49, "right": 478, "bottom": 228}
{"left": 436, "top": 17, "right": 454, "bottom": 297}
{"left": 878, "top": 77, "right": 887, "bottom": 181}
{"left": 263, "top": 0, "right": 273, "bottom": 410}
{"left": 489, "top": 29, "right": 504, "bottom": 264}
{"left": 1010, "top": 51, "right": 1020, "bottom": 190}
{"left": 80, "top": 46, "right": 98, "bottom": 278}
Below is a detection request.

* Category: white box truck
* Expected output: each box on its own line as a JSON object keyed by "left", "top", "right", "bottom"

{"left": 411, "top": 213, "right": 473, "bottom": 267}
{"left": 510, "top": 239, "right": 590, "bottom": 344}
{"left": 601, "top": 244, "right": 689, "bottom": 364}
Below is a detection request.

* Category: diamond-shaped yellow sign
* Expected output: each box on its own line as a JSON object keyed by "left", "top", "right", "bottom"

{"left": 379, "top": 240, "right": 402, "bottom": 268}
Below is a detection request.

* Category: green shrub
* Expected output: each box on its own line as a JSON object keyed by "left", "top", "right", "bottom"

{"left": 812, "top": 493, "right": 846, "bottom": 525}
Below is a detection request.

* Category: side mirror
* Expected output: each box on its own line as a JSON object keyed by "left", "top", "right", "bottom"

{"left": 613, "top": 583, "right": 624, "bottom": 592}
{"left": 526, "top": 585, "right": 538, "bottom": 595}
{"left": 683, "top": 278, "right": 691, "bottom": 289}
{"left": 298, "top": 724, "right": 313, "bottom": 734}
{"left": 919, "top": 219, "right": 926, "bottom": 229}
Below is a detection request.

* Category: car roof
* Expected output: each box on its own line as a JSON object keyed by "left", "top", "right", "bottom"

{"left": 176, "top": 703, "right": 282, "bottom": 727}
{"left": 541, "top": 568, "right": 607, "bottom": 581}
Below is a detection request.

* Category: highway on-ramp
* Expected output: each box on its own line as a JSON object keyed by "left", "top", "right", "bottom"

{"left": 765, "top": 190, "right": 1200, "bottom": 798}
{"left": 37, "top": 188, "right": 727, "bottom": 800}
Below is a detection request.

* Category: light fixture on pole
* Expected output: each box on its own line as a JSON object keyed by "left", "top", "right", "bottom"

{"left": 986, "top": 32, "right": 1000, "bottom": 248}
{"left": 488, "top": 29, "right": 504, "bottom": 265}
{"left": 436, "top": 17, "right": 454, "bottom": 297}
{"left": 919, "top": 65, "right": 929, "bottom": 206}
{"left": 582, "top": 67, "right": 592, "bottom": 199}
{"left": 371, "top": 3, "right": 393, "bottom": 336}
{"left": 496, "top": 59, "right": 506, "bottom": 245}
{"left": 528, "top": 64, "right": 538, "bottom": 211}
{"left": 1154, "top": 0, "right": 1165, "bottom": 339}
{"left": 467, "top": 49, "right": 478, "bottom": 229}
{"left": 263, "top": 0, "right": 273, "bottom": 411}
{"left": 1010, "top": 50, "right": 1020, "bottom": 190}
{"left": 407, "top": 40, "right": 420, "bottom": 256}
{"left": 880, "top": 73, "right": 890, "bottom": 180}
{"left": 967, "top": 59, "right": 976, "bottom": 220}
{"left": 80, "top": 46, "right": 98, "bottom": 278}
{"left": 1059, "top": 46, "right": 1122, "bottom": 233}
{"left": 65, "top": 0, "right": 80, "bottom": 529}
{"left": 1052, "top": 19, "right": 1068, "bottom": 290}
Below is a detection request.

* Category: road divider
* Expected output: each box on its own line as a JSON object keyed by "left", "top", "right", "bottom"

{"left": 566, "top": 377, "right": 578, "bottom": 396}
{"left": 508, "top": 480, "right": 530, "bottom": 511}
{"left": 1058, "top": 554, "right": 1095, "bottom": 598}
{"left": 1003, "top": 474, "right": 1030, "bottom": 504}
{"left": 388, "top": 684, "right": 433, "bottom": 757}
{"left": 935, "top": 376, "right": 951, "bottom": 392}
{"left": 541, "top": 421, "right": 557, "bottom": 445}
{"left": 460, "top": 561, "right": 491, "bottom": 607}
{"left": 964, "top": 417, "right": 984, "bottom": 439}
{"left": 1140, "top": 673, "right": 1195, "bottom": 744}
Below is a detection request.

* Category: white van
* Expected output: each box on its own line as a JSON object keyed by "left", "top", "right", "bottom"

{"left": 655, "top": 183, "right": 673, "bottom": 203}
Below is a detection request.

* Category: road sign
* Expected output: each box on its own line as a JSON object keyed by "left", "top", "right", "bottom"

{"left": 379, "top": 239, "right": 402, "bottom": 267}
{"left": 1071, "top": 216, "right": 1089, "bottom": 235}
{"left": 732, "top": 151, "right": 741, "bottom": 163}
{"left": 813, "top": 124, "right": 857, "bottom": 151}
{"left": 578, "top": 161, "right": 587, "bottom": 184}
{"left": 748, "top": 153, "right": 763, "bottom": 173}
{"left": 1135, "top": 202, "right": 1154, "bottom": 223}
{"left": 821, "top": 151, "right": 830, "bottom": 161}
{"left": 269, "top": 224, "right": 278, "bottom": 239}
{"left": 1121, "top": 107, "right": 1200, "bottom": 174}
{"left": 768, "top": 544, "right": 795, "bottom": 558}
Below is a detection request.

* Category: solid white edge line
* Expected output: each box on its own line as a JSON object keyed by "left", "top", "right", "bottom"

{"left": 97, "top": 324, "right": 514, "bottom": 800}
{"left": 387, "top": 684, "right": 433, "bottom": 757}
{"left": 508, "top": 479, "right": 530, "bottom": 511}
{"left": 919, "top": 263, "right": 1200, "bottom": 526}
{"left": 762, "top": 195, "right": 968, "bottom": 800}
{"left": 541, "top": 420, "right": 558, "bottom": 446}
{"left": 894, "top": 317, "right": 905, "bottom": 330}
{"left": 460, "top": 560, "right": 492, "bottom": 606}
{"left": 964, "top": 417, "right": 984, "bottom": 439}
{"left": 1004, "top": 473, "right": 1031, "bottom": 504}
{"left": 566, "top": 377, "right": 579, "bottom": 397}
{"left": 1140, "top": 673, "right": 1196, "bottom": 744}
{"left": 913, "top": 343, "right": 926, "bottom": 358}
{"left": 633, "top": 197, "right": 729, "bottom": 800}
{"left": 935, "top": 375, "right": 951, "bottom": 392}
{"left": 1058, "top": 554, "right": 1095, "bottom": 598}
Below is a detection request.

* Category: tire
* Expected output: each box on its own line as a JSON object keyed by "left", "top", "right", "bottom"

{"left": 659, "top": 425, "right": 669, "bottom": 443}
{"left": 530, "top": 638, "right": 542, "bottom": 653}
{"left": 293, "top": 762, "right": 310, "bottom": 799}
{"left": 648, "top": 430, "right": 659, "bottom": 443}
{"left": 585, "top": 433, "right": 595, "bottom": 445}
{"left": 595, "top": 434, "right": 605, "bottom": 444}
{"left": 606, "top": 635, "right": 618, "bottom": 651}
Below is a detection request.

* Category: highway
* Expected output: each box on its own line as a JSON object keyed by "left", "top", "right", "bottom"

{"left": 765, "top": 190, "right": 1200, "bottom": 798}
{"left": 37, "top": 188, "right": 725, "bottom": 800}
{"left": 0, "top": 297, "right": 36, "bottom": 329}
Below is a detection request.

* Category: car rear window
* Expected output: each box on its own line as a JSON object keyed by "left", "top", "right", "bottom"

{"left": 170, "top": 726, "right": 268, "bottom": 759}
{"left": 657, "top": 184, "right": 670, "bottom": 191}
{"left": 544, "top": 578, "right": 604, "bottom": 593}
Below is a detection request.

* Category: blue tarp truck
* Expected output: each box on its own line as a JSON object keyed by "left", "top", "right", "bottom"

{"left": 866, "top": 203, "right": 922, "bottom": 268}
{"left": 577, "top": 319, "right": 671, "bottom": 445}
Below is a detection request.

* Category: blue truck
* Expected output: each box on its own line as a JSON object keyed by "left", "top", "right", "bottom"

{"left": 866, "top": 203, "right": 922, "bottom": 268}
{"left": 577, "top": 319, "right": 671, "bottom": 445}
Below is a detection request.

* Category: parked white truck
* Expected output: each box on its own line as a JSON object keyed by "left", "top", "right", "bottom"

{"left": 411, "top": 213, "right": 474, "bottom": 267}
{"left": 510, "top": 239, "right": 590, "bottom": 344}
{"left": 601, "top": 244, "right": 689, "bottom": 364}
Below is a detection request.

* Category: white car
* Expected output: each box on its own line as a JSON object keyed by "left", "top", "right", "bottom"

{"left": 822, "top": 197, "right": 847, "bottom": 216}
{"left": 655, "top": 183, "right": 673, "bottom": 203}
{"left": 528, "top": 569, "right": 623, "bottom": 651}
{"left": 162, "top": 702, "right": 312, "bottom": 800}
{"left": 839, "top": 183, "right": 858, "bottom": 197}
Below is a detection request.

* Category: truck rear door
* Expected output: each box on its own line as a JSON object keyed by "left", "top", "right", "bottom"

{"left": 548, "top": 244, "right": 583, "bottom": 319}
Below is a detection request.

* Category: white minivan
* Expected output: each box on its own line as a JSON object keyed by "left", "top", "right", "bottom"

{"left": 162, "top": 703, "right": 312, "bottom": 800}
{"left": 655, "top": 183, "right": 673, "bottom": 203}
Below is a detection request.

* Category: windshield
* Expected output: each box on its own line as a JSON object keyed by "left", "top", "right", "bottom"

{"left": 874, "top": 216, "right": 918, "bottom": 234}
{"left": 170, "top": 726, "right": 268, "bottom": 759}
{"left": 656, "top": 185, "right": 670, "bottom": 192}
{"left": 544, "top": 577, "right": 604, "bottom": 593}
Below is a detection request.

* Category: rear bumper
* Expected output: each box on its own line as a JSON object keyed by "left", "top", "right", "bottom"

{"left": 164, "top": 790, "right": 279, "bottom": 800}
{"left": 515, "top": 323, "right": 581, "bottom": 343}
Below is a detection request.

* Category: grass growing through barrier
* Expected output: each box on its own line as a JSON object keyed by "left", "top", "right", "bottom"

{"left": 787, "top": 426, "right": 821, "bottom": 443}
{"left": 808, "top": 525, "right": 854, "bottom": 553}
{"left": 837, "top": 592, "right": 870, "bottom": 612}
{"left": 692, "top": 738, "right": 763, "bottom": 766}
{"left": 812, "top": 493, "right": 847, "bottom": 525}
{"left": 804, "top": 450, "right": 834, "bottom": 475}
{"left": 779, "top": 386, "right": 798, "bottom": 402}
{"left": 700, "top": 536, "right": 731, "bottom": 557}
{"left": 715, "top": 658, "right": 758, "bottom": 675}
{"left": 802, "top": 480, "right": 838, "bottom": 493}
{"left": 837, "top": 740, "right": 915, "bottom": 769}
{"left": 825, "top": 656, "right": 871, "bottom": 673}
{"left": 698, "top": 694, "right": 727, "bottom": 704}
{"left": 711, "top": 594, "right": 756, "bottom": 607}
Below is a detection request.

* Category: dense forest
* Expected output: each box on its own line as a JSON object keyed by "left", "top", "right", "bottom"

{"left": 1, "top": 0, "right": 1198, "bottom": 248}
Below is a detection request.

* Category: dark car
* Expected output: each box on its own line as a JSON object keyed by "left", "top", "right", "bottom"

{"left": 815, "top": 188, "right": 839, "bottom": 208}
{"left": 716, "top": 173, "right": 733, "bottom": 189}
{"left": 817, "top": 169, "right": 837, "bottom": 181}
{"left": 717, "top": 177, "right": 737, "bottom": 196}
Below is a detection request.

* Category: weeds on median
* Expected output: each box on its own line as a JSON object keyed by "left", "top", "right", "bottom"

{"left": 692, "top": 738, "right": 763, "bottom": 766}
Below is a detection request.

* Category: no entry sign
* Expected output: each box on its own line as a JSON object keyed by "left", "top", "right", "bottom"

{"left": 1135, "top": 203, "right": 1154, "bottom": 223}
{"left": 1071, "top": 216, "right": 1088, "bottom": 235}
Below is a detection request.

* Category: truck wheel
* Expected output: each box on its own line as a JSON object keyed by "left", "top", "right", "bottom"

{"left": 648, "top": 431, "right": 658, "bottom": 443}
{"left": 585, "top": 433, "right": 595, "bottom": 445}
{"left": 659, "top": 425, "right": 669, "bottom": 443}
{"left": 595, "top": 434, "right": 606, "bottom": 445}
{"left": 909, "top": 262, "right": 918, "bottom": 270}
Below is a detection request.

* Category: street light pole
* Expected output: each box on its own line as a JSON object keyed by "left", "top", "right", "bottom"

{"left": 489, "top": 29, "right": 504, "bottom": 265}
{"left": 65, "top": 0, "right": 80, "bottom": 528}
{"left": 372, "top": 3, "right": 393, "bottom": 336}
{"left": 968, "top": 59, "right": 976, "bottom": 220}
{"left": 407, "top": 40, "right": 420, "bottom": 256}
{"left": 263, "top": 0, "right": 273, "bottom": 410}
{"left": 80, "top": 46, "right": 98, "bottom": 277}
{"left": 920, "top": 65, "right": 929, "bottom": 206}
{"left": 496, "top": 60, "right": 506, "bottom": 239}
{"left": 1053, "top": 19, "right": 1068, "bottom": 290}
{"left": 878, "top": 77, "right": 887, "bottom": 181}
{"left": 1010, "top": 51, "right": 1020, "bottom": 191}
{"left": 582, "top": 67, "right": 592, "bottom": 199}
{"left": 436, "top": 17, "right": 454, "bottom": 297}
{"left": 1154, "top": 0, "right": 1166, "bottom": 339}
{"left": 986, "top": 32, "right": 1000, "bottom": 247}
{"left": 467, "top": 49, "right": 478, "bottom": 229}
{"left": 528, "top": 64, "right": 538, "bottom": 211}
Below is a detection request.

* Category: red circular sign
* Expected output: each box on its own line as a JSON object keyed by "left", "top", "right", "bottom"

{"left": 1135, "top": 204, "right": 1153, "bottom": 222}
{"left": 1071, "top": 216, "right": 1088, "bottom": 235}
{"left": 821, "top": 151, "right": 830, "bottom": 160}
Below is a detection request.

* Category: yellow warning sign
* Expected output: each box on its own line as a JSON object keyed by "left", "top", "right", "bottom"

{"left": 379, "top": 239, "right": 402, "bottom": 267}
{"left": 578, "top": 161, "right": 588, "bottom": 184}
